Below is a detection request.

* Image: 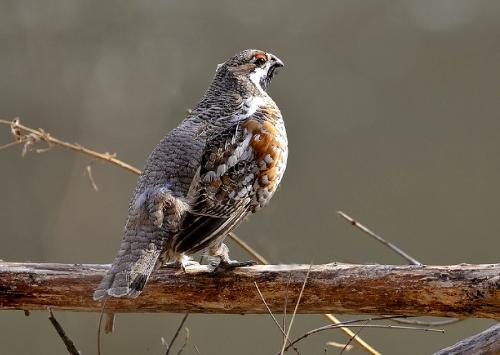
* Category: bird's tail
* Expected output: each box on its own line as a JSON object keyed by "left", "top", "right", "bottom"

{"left": 93, "top": 227, "right": 166, "bottom": 300}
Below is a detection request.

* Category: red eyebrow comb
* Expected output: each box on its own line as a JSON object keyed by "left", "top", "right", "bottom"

{"left": 254, "top": 53, "right": 266, "bottom": 60}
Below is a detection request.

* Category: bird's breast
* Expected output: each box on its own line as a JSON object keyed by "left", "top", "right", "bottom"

{"left": 243, "top": 109, "right": 288, "bottom": 209}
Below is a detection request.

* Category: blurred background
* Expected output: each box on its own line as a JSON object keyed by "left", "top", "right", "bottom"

{"left": 1, "top": 1, "right": 499, "bottom": 354}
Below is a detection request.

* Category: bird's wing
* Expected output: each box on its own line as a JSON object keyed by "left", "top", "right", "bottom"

{"left": 172, "top": 117, "right": 265, "bottom": 254}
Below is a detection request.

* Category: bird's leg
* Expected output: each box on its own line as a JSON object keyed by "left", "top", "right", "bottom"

{"left": 130, "top": 186, "right": 189, "bottom": 229}
{"left": 163, "top": 254, "right": 200, "bottom": 272}
{"left": 207, "top": 243, "right": 256, "bottom": 272}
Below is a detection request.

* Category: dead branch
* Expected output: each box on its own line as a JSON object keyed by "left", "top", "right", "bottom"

{"left": 0, "top": 118, "right": 140, "bottom": 174}
{"left": 0, "top": 262, "right": 498, "bottom": 317}
{"left": 433, "top": 322, "right": 500, "bottom": 355}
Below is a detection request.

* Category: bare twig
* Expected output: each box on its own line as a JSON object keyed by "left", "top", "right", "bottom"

{"left": 254, "top": 282, "right": 301, "bottom": 355}
{"left": 337, "top": 211, "right": 422, "bottom": 265}
{"left": 339, "top": 320, "right": 369, "bottom": 355}
{"left": 228, "top": 232, "right": 269, "bottom": 264}
{"left": 282, "top": 316, "right": 444, "bottom": 353}
{"left": 48, "top": 308, "right": 80, "bottom": 355}
{"left": 337, "top": 211, "right": 463, "bottom": 327}
{"left": 280, "top": 265, "right": 311, "bottom": 355}
{"left": 391, "top": 318, "right": 462, "bottom": 327}
{"left": 0, "top": 118, "right": 141, "bottom": 175}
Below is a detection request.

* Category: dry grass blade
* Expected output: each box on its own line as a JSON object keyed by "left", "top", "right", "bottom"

{"left": 85, "top": 165, "right": 99, "bottom": 192}
{"left": 280, "top": 264, "right": 312, "bottom": 355}
{"left": 176, "top": 327, "right": 190, "bottom": 355}
{"left": 254, "top": 282, "right": 301, "bottom": 355}
{"left": 48, "top": 308, "right": 81, "bottom": 355}
{"left": 97, "top": 297, "right": 109, "bottom": 355}
{"left": 326, "top": 342, "right": 353, "bottom": 351}
{"left": 165, "top": 313, "right": 189, "bottom": 355}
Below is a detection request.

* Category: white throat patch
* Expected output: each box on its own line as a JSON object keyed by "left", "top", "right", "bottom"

{"left": 249, "top": 66, "right": 268, "bottom": 95}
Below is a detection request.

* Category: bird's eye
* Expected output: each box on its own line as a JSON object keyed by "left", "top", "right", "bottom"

{"left": 254, "top": 54, "right": 267, "bottom": 66}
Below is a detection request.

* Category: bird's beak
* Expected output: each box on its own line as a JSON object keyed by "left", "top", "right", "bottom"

{"left": 270, "top": 54, "right": 284, "bottom": 68}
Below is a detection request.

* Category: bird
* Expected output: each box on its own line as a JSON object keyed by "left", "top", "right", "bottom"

{"left": 94, "top": 49, "right": 287, "bottom": 300}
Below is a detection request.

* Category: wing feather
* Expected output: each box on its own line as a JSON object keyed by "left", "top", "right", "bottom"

{"left": 171, "top": 120, "right": 259, "bottom": 254}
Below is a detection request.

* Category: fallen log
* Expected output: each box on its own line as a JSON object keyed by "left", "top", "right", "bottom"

{"left": 0, "top": 262, "right": 498, "bottom": 317}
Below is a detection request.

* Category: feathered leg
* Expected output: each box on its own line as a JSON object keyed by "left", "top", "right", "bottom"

{"left": 93, "top": 186, "right": 189, "bottom": 300}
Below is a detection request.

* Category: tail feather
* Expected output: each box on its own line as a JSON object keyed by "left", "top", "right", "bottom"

{"left": 93, "top": 230, "right": 164, "bottom": 300}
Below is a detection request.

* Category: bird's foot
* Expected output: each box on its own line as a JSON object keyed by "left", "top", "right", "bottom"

{"left": 208, "top": 259, "right": 257, "bottom": 273}
{"left": 164, "top": 255, "right": 200, "bottom": 272}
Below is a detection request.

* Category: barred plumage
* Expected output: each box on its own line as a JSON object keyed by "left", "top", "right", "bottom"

{"left": 94, "top": 49, "right": 287, "bottom": 300}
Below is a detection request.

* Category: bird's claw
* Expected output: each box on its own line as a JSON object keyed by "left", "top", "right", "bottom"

{"left": 209, "top": 259, "right": 257, "bottom": 273}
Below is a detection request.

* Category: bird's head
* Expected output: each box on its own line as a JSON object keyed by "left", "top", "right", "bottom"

{"left": 216, "top": 49, "right": 284, "bottom": 94}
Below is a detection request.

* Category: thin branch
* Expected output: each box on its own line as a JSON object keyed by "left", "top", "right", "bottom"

{"left": 165, "top": 313, "right": 189, "bottom": 355}
{"left": 391, "top": 318, "right": 462, "bottom": 327}
{"left": 322, "top": 314, "right": 381, "bottom": 355}
{"left": 339, "top": 320, "right": 369, "bottom": 355}
{"left": 281, "top": 265, "right": 311, "bottom": 355}
{"left": 337, "top": 211, "right": 464, "bottom": 327}
{"left": 0, "top": 118, "right": 141, "bottom": 175}
{"left": 336, "top": 211, "right": 422, "bottom": 265}
{"left": 254, "top": 282, "right": 301, "bottom": 355}
{"left": 48, "top": 308, "right": 80, "bottom": 355}
{"left": 228, "top": 232, "right": 269, "bottom": 264}
{"left": 283, "top": 316, "right": 444, "bottom": 353}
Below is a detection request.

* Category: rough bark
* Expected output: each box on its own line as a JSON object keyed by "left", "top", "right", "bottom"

{"left": 433, "top": 322, "right": 500, "bottom": 355}
{"left": 0, "top": 262, "right": 498, "bottom": 317}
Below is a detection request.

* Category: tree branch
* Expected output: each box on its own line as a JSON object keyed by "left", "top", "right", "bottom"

{"left": 433, "top": 322, "right": 500, "bottom": 355}
{"left": 0, "top": 262, "right": 498, "bottom": 317}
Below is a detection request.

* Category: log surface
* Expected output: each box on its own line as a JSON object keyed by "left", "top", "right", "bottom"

{"left": 0, "top": 262, "right": 498, "bottom": 317}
